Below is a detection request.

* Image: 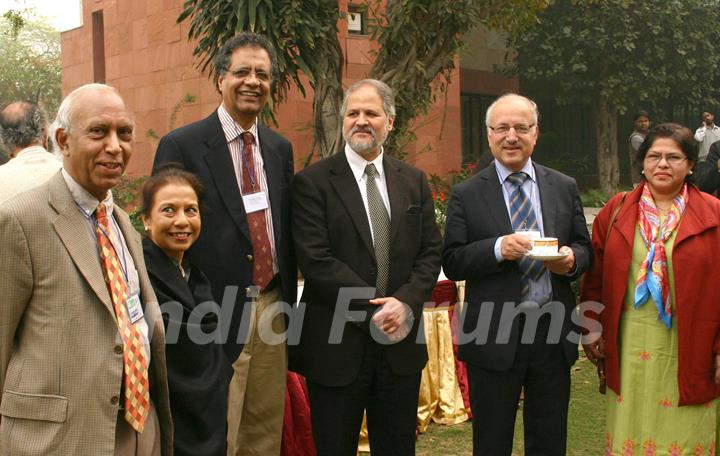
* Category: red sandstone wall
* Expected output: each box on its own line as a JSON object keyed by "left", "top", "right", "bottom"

{"left": 60, "top": 0, "right": 462, "bottom": 177}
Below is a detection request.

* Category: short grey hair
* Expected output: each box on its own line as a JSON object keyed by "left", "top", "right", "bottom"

{"left": 340, "top": 79, "right": 396, "bottom": 118}
{"left": 54, "top": 83, "right": 120, "bottom": 134}
{"left": 485, "top": 93, "right": 539, "bottom": 127}
{"left": 0, "top": 101, "right": 47, "bottom": 151}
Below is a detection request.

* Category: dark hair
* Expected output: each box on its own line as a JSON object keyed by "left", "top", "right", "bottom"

{"left": 633, "top": 110, "right": 649, "bottom": 122}
{"left": 634, "top": 122, "right": 697, "bottom": 182}
{"left": 215, "top": 32, "right": 278, "bottom": 83}
{"left": 0, "top": 101, "right": 47, "bottom": 151}
{"left": 141, "top": 163, "right": 204, "bottom": 217}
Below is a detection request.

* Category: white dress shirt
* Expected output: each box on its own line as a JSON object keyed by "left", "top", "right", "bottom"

{"left": 344, "top": 144, "right": 391, "bottom": 244}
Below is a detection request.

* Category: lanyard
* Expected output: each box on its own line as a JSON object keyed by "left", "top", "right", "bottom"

{"left": 75, "top": 202, "right": 130, "bottom": 284}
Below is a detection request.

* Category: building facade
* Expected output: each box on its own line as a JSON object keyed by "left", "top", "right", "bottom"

{"left": 60, "top": 0, "right": 517, "bottom": 176}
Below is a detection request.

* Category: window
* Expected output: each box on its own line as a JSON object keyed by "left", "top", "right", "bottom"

{"left": 92, "top": 10, "right": 105, "bottom": 83}
{"left": 461, "top": 93, "right": 495, "bottom": 165}
{"left": 347, "top": 5, "right": 367, "bottom": 35}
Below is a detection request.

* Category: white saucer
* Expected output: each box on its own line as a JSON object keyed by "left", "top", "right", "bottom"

{"left": 525, "top": 251, "right": 569, "bottom": 261}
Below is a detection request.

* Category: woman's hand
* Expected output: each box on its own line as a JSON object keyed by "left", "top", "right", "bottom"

{"left": 582, "top": 332, "right": 605, "bottom": 366}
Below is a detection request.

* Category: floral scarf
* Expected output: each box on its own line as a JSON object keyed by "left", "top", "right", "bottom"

{"left": 633, "top": 182, "right": 688, "bottom": 328}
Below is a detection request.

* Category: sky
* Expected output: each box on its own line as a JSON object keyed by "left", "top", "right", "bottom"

{"left": 0, "top": 0, "right": 82, "bottom": 31}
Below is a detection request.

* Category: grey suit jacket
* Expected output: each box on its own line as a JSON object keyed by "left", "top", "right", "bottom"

{"left": 0, "top": 172, "right": 173, "bottom": 455}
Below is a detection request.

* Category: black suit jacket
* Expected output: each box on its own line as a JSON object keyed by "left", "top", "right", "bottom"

{"left": 442, "top": 162, "right": 592, "bottom": 370}
{"left": 143, "top": 238, "right": 230, "bottom": 456}
{"left": 696, "top": 139, "right": 720, "bottom": 195}
{"left": 291, "top": 151, "right": 442, "bottom": 386}
{"left": 153, "top": 111, "right": 296, "bottom": 360}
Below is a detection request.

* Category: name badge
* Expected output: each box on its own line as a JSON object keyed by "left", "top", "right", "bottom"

{"left": 243, "top": 191, "right": 269, "bottom": 214}
{"left": 124, "top": 293, "right": 144, "bottom": 324}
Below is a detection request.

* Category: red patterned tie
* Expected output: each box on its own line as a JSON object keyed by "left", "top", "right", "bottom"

{"left": 241, "top": 131, "right": 274, "bottom": 289}
{"left": 95, "top": 204, "right": 150, "bottom": 432}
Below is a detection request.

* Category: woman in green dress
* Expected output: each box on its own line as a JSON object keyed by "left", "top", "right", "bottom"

{"left": 581, "top": 123, "right": 720, "bottom": 455}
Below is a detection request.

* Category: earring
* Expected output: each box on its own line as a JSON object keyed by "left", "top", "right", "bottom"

{"left": 689, "top": 170, "right": 693, "bottom": 175}
{"left": 641, "top": 170, "right": 645, "bottom": 175}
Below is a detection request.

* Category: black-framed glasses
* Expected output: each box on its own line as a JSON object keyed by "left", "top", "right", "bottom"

{"left": 487, "top": 123, "right": 536, "bottom": 135}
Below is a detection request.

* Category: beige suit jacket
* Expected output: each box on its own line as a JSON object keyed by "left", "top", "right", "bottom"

{"left": 0, "top": 172, "right": 173, "bottom": 455}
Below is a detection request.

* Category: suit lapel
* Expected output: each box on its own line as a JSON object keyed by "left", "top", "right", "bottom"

{"left": 258, "top": 125, "right": 284, "bottom": 248}
{"left": 202, "top": 115, "right": 252, "bottom": 244}
{"left": 479, "top": 164, "right": 513, "bottom": 234}
{"left": 49, "top": 174, "right": 114, "bottom": 317}
{"left": 383, "top": 157, "right": 407, "bottom": 244}
{"left": 329, "top": 153, "right": 375, "bottom": 257}
{"left": 535, "top": 164, "right": 558, "bottom": 237}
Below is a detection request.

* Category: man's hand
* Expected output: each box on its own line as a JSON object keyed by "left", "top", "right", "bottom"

{"left": 501, "top": 233, "right": 534, "bottom": 261}
{"left": 544, "top": 246, "right": 575, "bottom": 275}
{"left": 370, "top": 297, "right": 413, "bottom": 336}
{"left": 715, "top": 354, "right": 720, "bottom": 384}
{"left": 582, "top": 333, "right": 605, "bottom": 367}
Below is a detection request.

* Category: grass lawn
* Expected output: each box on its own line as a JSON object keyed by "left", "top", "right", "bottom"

{"left": 415, "top": 352, "right": 606, "bottom": 455}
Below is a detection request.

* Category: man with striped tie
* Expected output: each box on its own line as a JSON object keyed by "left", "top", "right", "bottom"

{"left": 442, "top": 93, "right": 592, "bottom": 456}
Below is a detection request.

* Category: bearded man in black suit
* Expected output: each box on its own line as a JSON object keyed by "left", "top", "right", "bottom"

{"left": 291, "top": 79, "right": 441, "bottom": 456}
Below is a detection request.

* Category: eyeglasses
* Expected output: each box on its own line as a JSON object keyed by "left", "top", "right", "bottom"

{"left": 225, "top": 67, "right": 271, "bottom": 82}
{"left": 644, "top": 153, "right": 687, "bottom": 165}
{"left": 487, "top": 123, "right": 536, "bottom": 135}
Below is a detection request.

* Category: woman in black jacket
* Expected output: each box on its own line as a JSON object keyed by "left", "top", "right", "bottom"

{"left": 141, "top": 164, "right": 230, "bottom": 456}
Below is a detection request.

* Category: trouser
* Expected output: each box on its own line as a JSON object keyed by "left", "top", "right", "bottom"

{"left": 227, "top": 285, "right": 287, "bottom": 456}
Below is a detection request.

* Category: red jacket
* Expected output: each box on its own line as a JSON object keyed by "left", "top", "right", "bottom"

{"left": 581, "top": 184, "right": 720, "bottom": 405}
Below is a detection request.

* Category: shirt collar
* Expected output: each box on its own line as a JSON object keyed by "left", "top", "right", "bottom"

{"left": 345, "top": 144, "right": 385, "bottom": 182}
{"left": 218, "top": 104, "right": 258, "bottom": 144}
{"left": 495, "top": 158, "right": 536, "bottom": 184}
{"left": 61, "top": 168, "right": 114, "bottom": 217}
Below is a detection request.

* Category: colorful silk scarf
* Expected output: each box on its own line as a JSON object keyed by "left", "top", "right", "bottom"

{"left": 633, "top": 182, "right": 688, "bottom": 328}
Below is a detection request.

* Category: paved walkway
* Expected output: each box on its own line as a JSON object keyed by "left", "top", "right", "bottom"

{"left": 583, "top": 207, "right": 601, "bottom": 231}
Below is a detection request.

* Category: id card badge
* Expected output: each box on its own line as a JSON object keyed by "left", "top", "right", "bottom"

{"left": 243, "top": 191, "right": 269, "bottom": 214}
{"left": 124, "top": 293, "right": 144, "bottom": 324}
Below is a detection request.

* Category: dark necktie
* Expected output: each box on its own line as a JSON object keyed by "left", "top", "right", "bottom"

{"left": 506, "top": 172, "right": 545, "bottom": 295}
{"left": 365, "top": 163, "right": 390, "bottom": 296}
{"left": 240, "top": 131, "right": 274, "bottom": 289}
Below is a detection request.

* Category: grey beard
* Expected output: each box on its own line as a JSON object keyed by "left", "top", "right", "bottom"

{"left": 347, "top": 138, "right": 378, "bottom": 154}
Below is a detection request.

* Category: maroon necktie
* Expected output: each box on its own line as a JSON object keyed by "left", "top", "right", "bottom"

{"left": 241, "top": 131, "right": 274, "bottom": 289}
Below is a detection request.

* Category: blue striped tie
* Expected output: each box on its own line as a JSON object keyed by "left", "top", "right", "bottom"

{"left": 507, "top": 172, "right": 545, "bottom": 295}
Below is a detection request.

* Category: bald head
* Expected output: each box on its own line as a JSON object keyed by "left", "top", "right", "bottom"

{"left": 54, "top": 83, "right": 126, "bottom": 135}
{"left": 0, "top": 101, "right": 48, "bottom": 158}
{"left": 54, "top": 83, "right": 135, "bottom": 200}
{"left": 485, "top": 93, "right": 539, "bottom": 127}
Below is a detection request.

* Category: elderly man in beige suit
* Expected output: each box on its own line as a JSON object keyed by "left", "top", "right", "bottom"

{"left": 0, "top": 84, "right": 173, "bottom": 455}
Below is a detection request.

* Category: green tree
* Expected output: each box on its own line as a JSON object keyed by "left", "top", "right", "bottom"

{"left": 178, "top": 0, "right": 548, "bottom": 160}
{"left": 0, "top": 12, "right": 61, "bottom": 115}
{"left": 508, "top": 0, "right": 720, "bottom": 194}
